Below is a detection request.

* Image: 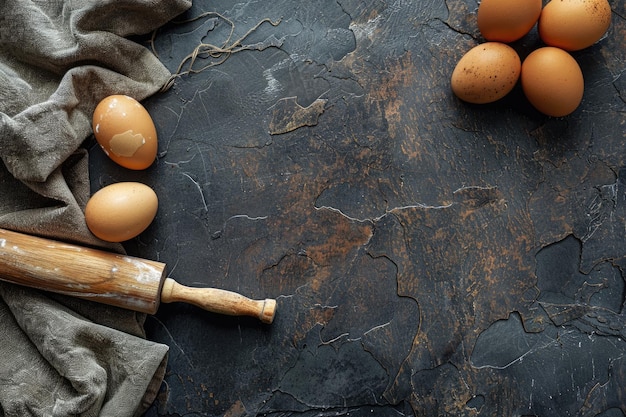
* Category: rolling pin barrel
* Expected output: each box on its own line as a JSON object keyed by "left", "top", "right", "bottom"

{"left": 0, "top": 228, "right": 277, "bottom": 323}
{"left": 0, "top": 228, "right": 166, "bottom": 313}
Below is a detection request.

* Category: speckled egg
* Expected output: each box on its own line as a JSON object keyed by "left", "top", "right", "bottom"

{"left": 521, "top": 47, "right": 584, "bottom": 117}
{"left": 451, "top": 42, "right": 521, "bottom": 104}
{"left": 538, "top": 0, "right": 612, "bottom": 51}
{"left": 92, "top": 95, "right": 158, "bottom": 170}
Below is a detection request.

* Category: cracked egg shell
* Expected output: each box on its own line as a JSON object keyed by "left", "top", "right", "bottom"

{"left": 85, "top": 182, "right": 158, "bottom": 242}
{"left": 93, "top": 95, "right": 158, "bottom": 170}
{"left": 451, "top": 42, "right": 521, "bottom": 104}
{"left": 477, "top": 0, "right": 543, "bottom": 43}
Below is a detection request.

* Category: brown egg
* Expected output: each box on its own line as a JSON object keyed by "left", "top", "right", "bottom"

{"left": 85, "top": 182, "right": 158, "bottom": 242}
{"left": 451, "top": 42, "right": 521, "bottom": 104}
{"left": 93, "top": 95, "right": 158, "bottom": 170}
{"left": 538, "top": 0, "right": 612, "bottom": 51}
{"left": 521, "top": 47, "right": 584, "bottom": 117}
{"left": 477, "top": 0, "right": 543, "bottom": 43}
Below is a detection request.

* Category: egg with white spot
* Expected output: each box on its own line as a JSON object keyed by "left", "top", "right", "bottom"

{"left": 92, "top": 95, "right": 158, "bottom": 170}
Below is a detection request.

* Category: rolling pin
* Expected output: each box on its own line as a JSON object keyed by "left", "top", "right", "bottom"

{"left": 0, "top": 228, "right": 276, "bottom": 324}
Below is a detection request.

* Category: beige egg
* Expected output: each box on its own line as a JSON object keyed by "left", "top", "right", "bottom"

{"left": 85, "top": 182, "right": 158, "bottom": 242}
{"left": 477, "top": 0, "right": 543, "bottom": 43}
{"left": 538, "top": 0, "right": 612, "bottom": 51}
{"left": 521, "top": 47, "right": 584, "bottom": 117}
{"left": 93, "top": 95, "right": 158, "bottom": 170}
{"left": 451, "top": 42, "right": 521, "bottom": 104}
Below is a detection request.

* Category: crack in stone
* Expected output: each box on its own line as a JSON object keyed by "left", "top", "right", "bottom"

{"left": 181, "top": 172, "right": 209, "bottom": 212}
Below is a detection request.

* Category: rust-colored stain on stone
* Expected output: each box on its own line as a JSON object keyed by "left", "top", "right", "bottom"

{"left": 131, "top": 0, "right": 626, "bottom": 415}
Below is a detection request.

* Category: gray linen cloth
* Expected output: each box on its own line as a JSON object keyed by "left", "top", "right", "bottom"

{"left": 0, "top": 0, "right": 192, "bottom": 415}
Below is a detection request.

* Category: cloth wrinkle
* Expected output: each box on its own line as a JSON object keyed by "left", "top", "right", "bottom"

{"left": 0, "top": 0, "right": 192, "bottom": 415}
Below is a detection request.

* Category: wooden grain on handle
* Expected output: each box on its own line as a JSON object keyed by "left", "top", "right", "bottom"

{"left": 161, "top": 278, "right": 276, "bottom": 324}
{"left": 0, "top": 228, "right": 277, "bottom": 322}
{"left": 0, "top": 228, "right": 166, "bottom": 314}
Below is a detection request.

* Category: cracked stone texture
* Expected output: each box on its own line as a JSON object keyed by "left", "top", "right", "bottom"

{"left": 88, "top": 0, "right": 626, "bottom": 416}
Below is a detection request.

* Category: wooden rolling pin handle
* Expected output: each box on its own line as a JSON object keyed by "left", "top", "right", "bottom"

{"left": 0, "top": 228, "right": 276, "bottom": 323}
{"left": 161, "top": 278, "right": 276, "bottom": 324}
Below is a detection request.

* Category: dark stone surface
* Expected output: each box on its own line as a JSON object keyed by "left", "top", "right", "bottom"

{"left": 89, "top": 0, "right": 626, "bottom": 415}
